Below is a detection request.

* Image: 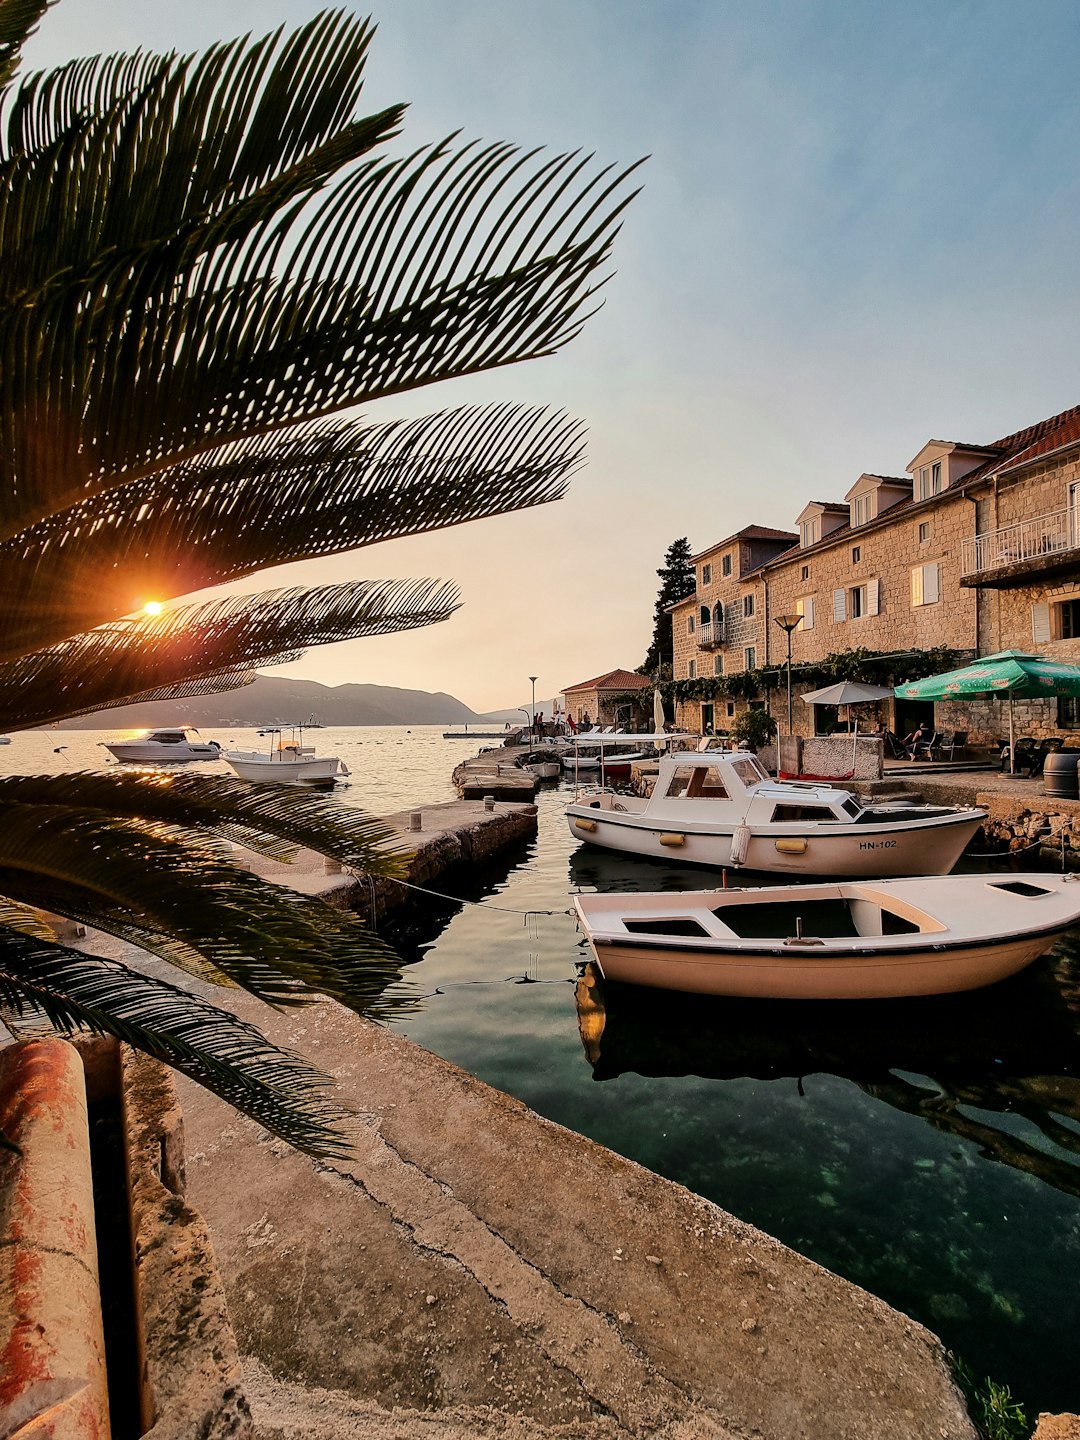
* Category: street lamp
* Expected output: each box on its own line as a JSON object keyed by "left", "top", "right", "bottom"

{"left": 529, "top": 675, "right": 538, "bottom": 734}
{"left": 773, "top": 614, "right": 803, "bottom": 736}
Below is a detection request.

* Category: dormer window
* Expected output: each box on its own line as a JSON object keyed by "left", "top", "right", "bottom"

{"left": 851, "top": 493, "right": 874, "bottom": 527}
{"left": 917, "top": 462, "right": 943, "bottom": 501}
{"left": 800, "top": 518, "right": 819, "bottom": 548}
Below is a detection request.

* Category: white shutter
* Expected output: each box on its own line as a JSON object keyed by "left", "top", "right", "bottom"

{"left": 867, "top": 577, "right": 880, "bottom": 616}
{"left": 803, "top": 596, "right": 815, "bottom": 630}
{"left": 833, "top": 588, "right": 846, "bottom": 623}
{"left": 925, "top": 563, "right": 939, "bottom": 605}
{"left": 1032, "top": 602, "right": 1051, "bottom": 645}
{"left": 910, "top": 566, "right": 923, "bottom": 607}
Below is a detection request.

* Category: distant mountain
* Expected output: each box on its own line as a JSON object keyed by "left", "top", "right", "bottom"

{"left": 54, "top": 675, "right": 483, "bottom": 730}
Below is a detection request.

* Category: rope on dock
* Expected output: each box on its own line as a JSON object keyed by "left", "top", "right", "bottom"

{"left": 360, "top": 871, "right": 575, "bottom": 919}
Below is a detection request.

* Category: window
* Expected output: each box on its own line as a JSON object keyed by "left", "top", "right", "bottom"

{"left": 701, "top": 564, "right": 711, "bottom": 586}
{"left": 712, "top": 600, "right": 725, "bottom": 638}
{"left": 919, "top": 521, "right": 931, "bottom": 543}
{"left": 743, "top": 593, "right": 755, "bottom": 617}
{"left": 837, "top": 580, "right": 879, "bottom": 620}
{"left": 714, "top": 654, "right": 724, "bottom": 676}
{"left": 687, "top": 615, "right": 695, "bottom": 634}
{"left": 688, "top": 659, "right": 696, "bottom": 679}
{"left": 1060, "top": 697, "right": 1080, "bottom": 729}
{"left": 744, "top": 646, "right": 756, "bottom": 669}
{"left": 910, "top": 562, "right": 940, "bottom": 606}
{"left": 1062, "top": 598, "right": 1080, "bottom": 639}
{"left": 851, "top": 545, "right": 861, "bottom": 564}
{"left": 722, "top": 553, "right": 732, "bottom": 576}
{"left": 852, "top": 493, "right": 873, "bottom": 527}
{"left": 800, "top": 564, "right": 810, "bottom": 581}
{"left": 665, "top": 764, "right": 730, "bottom": 799}
{"left": 801, "top": 518, "right": 819, "bottom": 548}
{"left": 726, "top": 702, "right": 735, "bottom": 717}
{"left": 849, "top": 584, "right": 865, "bottom": 619}
{"left": 795, "top": 595, "right": 815, "bottom": 630}
{"left": 700, "top": 604, "right": 711, "bottom": 626}
{"left": 917, "top": 463, "right": 943, "bottom": 501}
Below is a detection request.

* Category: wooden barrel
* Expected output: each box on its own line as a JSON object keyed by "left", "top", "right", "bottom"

{"left": 1044, "top": 750, "right": 1080, "bottom": 798}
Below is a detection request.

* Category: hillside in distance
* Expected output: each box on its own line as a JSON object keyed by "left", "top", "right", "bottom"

{"left": 54, "top": 675, "right": 483, "bottom": 729}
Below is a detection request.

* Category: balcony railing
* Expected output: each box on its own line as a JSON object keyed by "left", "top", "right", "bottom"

{"left": 697, "top": 621, "right": 724, "bottom": 649}
{"left": 961, "top": 506, "right": 1080, "bottom": 579}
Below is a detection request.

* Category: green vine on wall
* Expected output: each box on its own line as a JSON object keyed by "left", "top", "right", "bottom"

{"left": 660, "top": 646, "right": 970, "bottom": 707}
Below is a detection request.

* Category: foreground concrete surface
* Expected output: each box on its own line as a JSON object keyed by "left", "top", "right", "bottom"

{"left": 170, "top": 988, "right": 976, "bottom": 1440}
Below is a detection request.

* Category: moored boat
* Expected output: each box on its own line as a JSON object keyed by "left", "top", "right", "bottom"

{"left": 102, "top": 727, "right": 222, "bottom": 762}
{"left": 223, "top": 727, "right": 348, "bottom": 784}
{"left": 566, "top": 748, "right": 983, "bottom": 878}
{"left": 573, "top": 873, "right": 1080, "bottom": 1000}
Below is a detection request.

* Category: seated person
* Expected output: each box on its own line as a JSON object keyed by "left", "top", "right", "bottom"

{"left": 902, "top": 720, "right": 932, "bottom": 756}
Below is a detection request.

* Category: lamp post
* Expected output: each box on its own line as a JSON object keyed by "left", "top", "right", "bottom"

{"left": 529, "top": 675, "right": 538, "bottom": 735}
{"left": 773, "top": 614, "right": 803, "bottom": 736}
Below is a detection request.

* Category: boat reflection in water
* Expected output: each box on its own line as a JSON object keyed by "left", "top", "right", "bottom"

{"left": 574, "top": 937, "right": 1080, "bottom": 1200}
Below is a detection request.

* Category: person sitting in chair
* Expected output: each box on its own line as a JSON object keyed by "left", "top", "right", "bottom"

{"left": 903, "top": 720, "right": 931, "bottom": 758}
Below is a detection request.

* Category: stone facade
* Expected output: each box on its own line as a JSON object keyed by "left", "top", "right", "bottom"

{"left": 669, "top": 403, "right": 1080, "bottom": 746}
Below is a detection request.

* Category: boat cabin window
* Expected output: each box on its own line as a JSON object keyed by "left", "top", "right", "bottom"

{"left": 151, "top": 731, "right": 185, "bottom": 744}
{"left": 665, "top": 764, "right": 730, "bottom": 799}
{"left": 842, "top": 797, "right": 862, "bottom": 817}
{"left": 728, "top": 757, "right": 767, "bottom": 787}
{"left": 770, "top": 803, "right": 842, "bottom": 823}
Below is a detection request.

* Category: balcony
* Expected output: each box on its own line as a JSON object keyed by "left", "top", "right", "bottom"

{"left": 960, "top": 507, "right": 1080, "bottom": 588}
{"left": 697, "top": 621, "right": 724, "bottom": 649}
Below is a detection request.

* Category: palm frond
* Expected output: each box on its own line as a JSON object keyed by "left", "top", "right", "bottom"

{"left": 0, "top": 893, "right": 55, "bottom": 939}
{"left": 0, "top": 926, "right": 356, "bottom": 1156}
{"left": 0, "top": 769, "right": 408, "bottom": 873}
{"left": 0, "top": 805, "right": 411, "bottom": 1013}
{"left": 0, "top": 404, "right": 581, "bottom": 655}
{"left": 0, "top": 579, "right": 459, "bottom": 727}
{"left": 0, "top": 0, "right": 49, "bottom": 93}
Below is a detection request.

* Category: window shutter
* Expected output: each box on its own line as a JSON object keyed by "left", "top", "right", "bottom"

{"left": 1032, "top": 602, "right": 1051, "bottom": 645}
{"left": 833, "top": 588, "right": 846, "bottom": 623}
{"left": 867, "top": 577, "right": 880, "bottom": 616}
{"left": 925, "top": 564, "right": 940, "bottom": 605}
{"left": 910, "top": 566, "right": 923, "bottom": 607}
{"left": 804, "top": 596, "right": 815, "bottom": 630}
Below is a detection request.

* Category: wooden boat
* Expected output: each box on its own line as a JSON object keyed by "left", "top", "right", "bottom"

{"left": 102, "top": 727, "right": 222, "bottom": 762}
{"left": 566, "top": 749, "right": 983, "bottom": 877}
{"left": 223, "top": 726, "right": 348, "bottom": 785}
{"left": 573, "top": 873, "right": 1080, "bottom": 999}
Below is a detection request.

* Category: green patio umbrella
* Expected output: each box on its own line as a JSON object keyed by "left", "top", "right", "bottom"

{"left": 894, "top": 651, "right": 1080, "bottom": 772}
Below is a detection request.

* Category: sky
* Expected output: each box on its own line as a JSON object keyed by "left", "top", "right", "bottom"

{"left": 20, "top": 1, "right": 1080, "bottom": 712}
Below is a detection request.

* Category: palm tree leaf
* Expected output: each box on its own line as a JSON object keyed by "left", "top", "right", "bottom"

{"left": 0, "top": 925, "right": 356, "bottom": 1156}
{"left": 0, "top": 893, "right": 55, "bottom": 940}
{"left": 0, "top": 805, "right": 411, "bottom": 1013}
{"left": 0, "top": 579, "right": 459, "bottom": 727}
{"left": 0, "top": 404, "right": 581, "bottom": 655}
{"left": 0, "top": 769, "right": 408, "bottom": 873}
{"left": 0, "top": 0, "right": 48, "bottom": 93}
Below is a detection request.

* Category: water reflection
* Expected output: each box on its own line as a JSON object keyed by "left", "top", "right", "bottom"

{"left": 575, "top": 934, "right": 1080, "bottom": 1200}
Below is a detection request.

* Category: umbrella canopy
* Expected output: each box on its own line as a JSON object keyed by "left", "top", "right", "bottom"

{"left": 895, "top": 651, "right": 1080, "bottom": 701}
{"left": 801, "top": 681, "right": 894, "bottom": 707}
{"left": 895, "top": 651, "right": 1080, "bottom": 773}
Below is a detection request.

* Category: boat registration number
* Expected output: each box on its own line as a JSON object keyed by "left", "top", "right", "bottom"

{"left": 859, "top": 839, "right": 897, "bottom": 850}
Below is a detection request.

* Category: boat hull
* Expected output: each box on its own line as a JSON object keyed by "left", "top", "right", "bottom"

{"left": 223, "top": 752, "right": 343, "bottom": 783}
{"left": 565, "top": 806, "right": 982, "bottom": 878}
{"left": 104, "top": 741, "right": 220, "bottom": 762}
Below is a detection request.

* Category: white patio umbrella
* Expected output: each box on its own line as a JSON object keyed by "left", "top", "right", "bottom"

{"left": 801, "top": 681, "right": 892, "bottom": 735}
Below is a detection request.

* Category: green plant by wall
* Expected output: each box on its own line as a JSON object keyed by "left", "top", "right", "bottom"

{"left": 730, "top": 708, "right": 777, "bottom": 751}
{"left": 951, "top": 1356, "right": 1030, "bottom": 1440}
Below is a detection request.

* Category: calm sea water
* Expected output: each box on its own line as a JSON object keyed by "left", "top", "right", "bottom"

{"left": 6, "top": 724, "right": 1080, "bottom": 1416}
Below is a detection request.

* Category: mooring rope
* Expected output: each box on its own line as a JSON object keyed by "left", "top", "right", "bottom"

{"left": 353, "top": 869, "right": 575, "bottom": 920}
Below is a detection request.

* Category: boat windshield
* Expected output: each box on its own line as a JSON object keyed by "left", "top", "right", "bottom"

{"left": 729, "top": 756, "right": 767, "bottom": 787}
{"left": 665, "top": 764, "right": 730, "bottom": 799}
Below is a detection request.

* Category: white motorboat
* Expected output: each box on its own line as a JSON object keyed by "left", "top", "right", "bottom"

{"left": 565, "top": 749, "right": 984, "bottom": 878}
{"left": 102, "top": 727, "right": 222, "bottom": 763}
{"left": 559, "top": 731, "right": 661, "bottom": 776}
{"left": 516, "top": 751, "right": 561, "bottom": 779}
{"left": 574, "top": 873, "right": 1080, "bottom": 999}
{"left": 223, "top": 728, "right": 348, "bottom": 785}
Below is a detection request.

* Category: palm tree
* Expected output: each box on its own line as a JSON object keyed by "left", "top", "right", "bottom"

{"left": 0, "top": 1, "right": 639, "bottom": 1153}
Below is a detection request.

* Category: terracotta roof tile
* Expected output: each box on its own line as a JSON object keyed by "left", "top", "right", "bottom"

{"left": 957, "top": 402, "right": 1080, "bottom": 486}
{"left": 562, "top": 668, "right": 652, "bottom": 693}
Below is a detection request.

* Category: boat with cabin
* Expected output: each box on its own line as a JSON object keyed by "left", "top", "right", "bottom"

{"left": 573, "top": 872, "right": 1080, "bottom": 999}
{"left": 565, "top": 748, "right": 984, "bottom": 877}
{"left": 102, "top": 727, "right": 222, "bottom": 762}
{"left": 223, "top": 726, "right": 348, "bottom": 784}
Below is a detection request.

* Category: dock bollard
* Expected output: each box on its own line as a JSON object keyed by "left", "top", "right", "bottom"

{"left": 409, "top": 811, "right": 423, "bottom": 831}
{"left": 483, "top": 795, "right": 495, "bottom": 811}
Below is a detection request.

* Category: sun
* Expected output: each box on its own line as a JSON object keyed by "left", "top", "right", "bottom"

{"left": 143, "top": 600, "right": 163, "bottom": 616}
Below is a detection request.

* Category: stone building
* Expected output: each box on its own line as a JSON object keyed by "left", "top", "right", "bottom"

{"left": 669, "top": 402, "right": 1080, "bottom": 744}
{"left": 560, "top": 668, "right": 653, "bottom": 729}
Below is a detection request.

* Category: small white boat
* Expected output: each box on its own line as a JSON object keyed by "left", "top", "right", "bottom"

{"left": 223, "top": 727, "right": 348, "bottom": 785}
{"left": 516, "top": 751, "right": 561, "bottom": 779}
{"left": 574, "top": 873, "right": 1080, "bottom": 999}
{"left": 566, "top": 748, "right": 983, "bottom": 878}
{"left": 102, "top": 727, "right": 222, "bottom": 763}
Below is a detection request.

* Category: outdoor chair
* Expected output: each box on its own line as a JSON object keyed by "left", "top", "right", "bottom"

{"left": 1003, "top": 737, "right": 1039, "bottom": 774}
{"left": 937, "top": 730, "right": 967, "bottom": 760}
{"left": 911, "top": 730, "right": 940, "bottom": 761}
